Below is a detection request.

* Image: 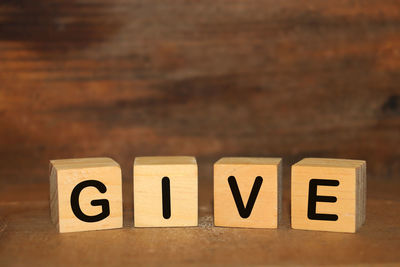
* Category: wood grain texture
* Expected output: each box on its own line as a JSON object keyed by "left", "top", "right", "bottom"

{"left": 291, "top": 158, "right": 366, "bottom": 233}
{"left": 0, "top": 0, "right": 399, "bottom": 190}
{"left": 214, "top": 157, "right": 282, "bottom": 228}
{"left": 0, "top": 0, "right": 399, "bottom": 264}
{"left": 1, "top": 176, "right": 400, "bottom": 266}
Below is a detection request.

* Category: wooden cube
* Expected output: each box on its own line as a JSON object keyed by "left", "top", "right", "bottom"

{"left": 214, "top": 157, "right": 282, "bottom": 228}
{"left": 49, "top": 157, "right": 123, "bottom": 233}
{"left": 291, "top": 158, "right": 366, "bottom": 233}
{"left": 133, "top": 156, "right": 198, "bottom": 227}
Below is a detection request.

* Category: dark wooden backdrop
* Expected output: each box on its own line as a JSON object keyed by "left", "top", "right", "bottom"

{"left": 1, "top": 0, "right": 399, "bottom": 187}
{"left": 1, "top": 1, "right": 400, "bottom": 266}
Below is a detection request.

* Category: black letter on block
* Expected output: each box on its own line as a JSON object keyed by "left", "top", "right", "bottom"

{"left": 228, "top": 176, "right": 263, "bottom": 218}
{"left": 162, "top": 177, "right": 171, "bottom": 219}
{"left": 307, "top": 179, "right": 339, "bottom": 221}
{"left": 70, "top": 180, "right": 110, "bottom": 222}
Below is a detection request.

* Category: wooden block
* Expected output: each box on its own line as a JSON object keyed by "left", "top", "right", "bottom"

{"left": 214, "top": 157, "right": 282, "bottom": 228}
{"left": 49, "top": 157, "right": 123, "bottom": 233}
{"left": 133, "top": 156, "right": 198, "bottom": 227}
{"left": 291, "top": 158, "right": 367, "bottom": 233}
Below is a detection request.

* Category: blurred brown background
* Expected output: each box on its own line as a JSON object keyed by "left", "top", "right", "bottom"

{"left": 0, "top": 1, "right": 399, "bottom": 266}
{"left": 1, "top": 0, "right": 399, "bottom": 186}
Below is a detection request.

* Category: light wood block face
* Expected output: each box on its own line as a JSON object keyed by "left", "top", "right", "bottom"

{"left": 133, "top": 156, "right": 198, "bottom": 227}
{"left": 214, "top": 157, "right": 282, "bottom": 228}
{"left": 291, "top": 158, "right": 367, "bottom": 233}
{"left": 49, "top": 157, "right": 123, "bottom": 233}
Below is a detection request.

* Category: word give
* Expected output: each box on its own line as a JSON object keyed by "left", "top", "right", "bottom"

{"left": 49, "top": 156, "right": 366, "bottom": 233}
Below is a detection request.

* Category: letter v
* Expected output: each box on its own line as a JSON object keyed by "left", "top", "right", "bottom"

{"left": 227, "top": 176, "right": 263, "bottom": 218}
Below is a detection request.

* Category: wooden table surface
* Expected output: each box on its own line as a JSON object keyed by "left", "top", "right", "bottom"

{"left": 0, "top": 0, "right": 399, "bottom": 265}
{"left": 1, "top": 173, "right": 400, "bottom": 266}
